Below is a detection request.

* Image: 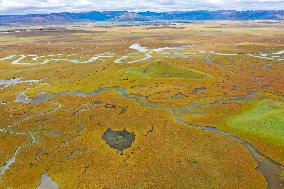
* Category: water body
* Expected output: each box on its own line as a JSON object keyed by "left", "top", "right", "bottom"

{"left": 114, "top": 55, "right": 129, "bottom": 64}
{"left": 2, "top": 46, "right": 283, "bottom": 66}
{"left": 115, "top": 44, "right": 193, "bottom": 64}
{"left": 129, "top": 43, "right": 148, "bottom": 52}
{"left": 204, "top": 56, "right": 214, "bottom": 62}
{"left": 197, "top": 126, "right": 284, "bottom": 189}
{"left": 102, "top": 128, "right": 135, "bottom": 152}
{"left": 0, "top": 78, "right": 41, "bottom": 88}
{"left": 273, "top": 50, "right": 284, "bottom": 55}
{"left": 192, "top": 87, "right": 208, "bottom": 93}
{"left": 170, "top": 92, "right": 188, "bottom": 99}
{"left": 152, "top": 45, "right": 193, "bottom": 53}
{"left": 114, "top": 52, "right": 152, "bottom": 64}
{"left": 12, "top": 55, "right": 37, "bottom": 65}
{"left": 15, "top": 86, "right": 284, "bottom": 188}
{"left": 0, "top": 147, "right": 21, "bottom": 176}
{"left": 36, "top": 173, "right": 59, "bottom": 189}
{"left": 0, "top": 55, "right": 15, "bottom": 61}
{"left": 128, "top": 53, "right": 152, "bottom": 63}
{"left": 0, "top": 102, "right": 62, "bottom": 179}
{"left": 5, "top": 53, "right": 113, "bottom": 65}
{"left": 248, "top": 53, "right": 284, "bottom": 61}
{"left": 0, "top": 139, "right": 35, "bottom": 178}
{"left": 16, "top": 87, "right": 121, "bottom": 103}
{"left": 39, "top": 52, "right": 114, "bottom": 65}
{"left": 16, "top": 92, "right": 49, "bottom": 103}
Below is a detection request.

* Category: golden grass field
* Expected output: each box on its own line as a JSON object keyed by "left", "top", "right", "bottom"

{"left": 0, "top": 21, "right": 283, "bottom": 189}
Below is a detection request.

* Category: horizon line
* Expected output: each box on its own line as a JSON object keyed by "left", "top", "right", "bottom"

{"left": 1, "top": 9, "right": 284, "bottom": 16}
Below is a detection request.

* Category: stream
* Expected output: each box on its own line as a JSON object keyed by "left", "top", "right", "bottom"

{"left": 14, "top": 86, "right": 284, "bottom": 189}
{"left": 1, "top": 45, "right": 282, "bottom": 66}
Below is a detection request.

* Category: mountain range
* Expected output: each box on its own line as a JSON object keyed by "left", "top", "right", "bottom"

{"left": 0, "top": 10, "right": 283, "bottom": 25}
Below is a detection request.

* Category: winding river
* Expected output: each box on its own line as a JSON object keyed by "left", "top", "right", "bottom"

{"left": 13, "top": 86, "right": 284, "bottom": 189}
{"left": 1, "top": 44, "right": 283, "bottom": 66}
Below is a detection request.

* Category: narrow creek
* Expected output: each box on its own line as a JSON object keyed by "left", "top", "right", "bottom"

{"left": 0, "top": 147, "right": 21, "bottom": 176}
{"left": 1, "top": 44, "right": 282, "bottom": 66}
{"left": 0, "top": 138, "right": 35, "bottom": 178}
{"left": 0, "top": 102, "right": 62, "bottom": 183}
{"left": 13, "top": 86, "right": 284, "bottom": 189}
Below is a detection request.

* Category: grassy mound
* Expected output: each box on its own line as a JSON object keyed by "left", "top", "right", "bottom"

{"left": 229, "top": 99, "right": 284, "bottom": 145}
{"left": 123, "top": 62, "right": 209, "bottom": 80}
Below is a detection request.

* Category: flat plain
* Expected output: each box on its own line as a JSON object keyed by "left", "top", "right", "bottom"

{"left": 0, "top": 21, "right": 283, "bottom": 189}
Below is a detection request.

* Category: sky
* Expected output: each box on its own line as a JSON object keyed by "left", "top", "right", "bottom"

{"left": 0, "top": 0, "right": 283, "bottom": 15}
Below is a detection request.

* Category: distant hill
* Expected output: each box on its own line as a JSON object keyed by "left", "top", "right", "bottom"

{"left": 0, "top": 10, "right": 283, "bottom": 25}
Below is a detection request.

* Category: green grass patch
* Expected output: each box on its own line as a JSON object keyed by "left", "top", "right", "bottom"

{"left": 122, "top": 62, "right": 209, "bottom": 80}
{"left": 228, "top": 99, "right": 284, "bottom": 145}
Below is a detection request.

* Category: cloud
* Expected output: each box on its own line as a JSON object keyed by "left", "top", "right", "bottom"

{"left": 0, "top": 0, "right": 283, "bottom": 15}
